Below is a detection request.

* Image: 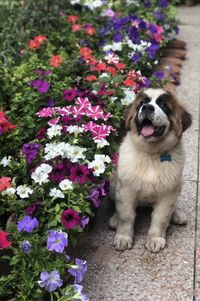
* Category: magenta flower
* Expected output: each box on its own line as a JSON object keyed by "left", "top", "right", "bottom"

{"left": 31, "top": 79, "right": 50, "bottom": 93}
{"left": 49, "top": 162, "right": 67, "bottom": 184}
{"left": 63, "top": 89, "right": 77, "bottom": 101}
{"left": 61, "top": 209, "right": 80, "bottom": 229}
{"left": 24, "top": 201, "right": 40, "bottom": 215}
{"left": 69, "top": 164, "right": 89, "bottom": 184}
{"left": 35, "top": 128, "right": 47, "bottom": 140}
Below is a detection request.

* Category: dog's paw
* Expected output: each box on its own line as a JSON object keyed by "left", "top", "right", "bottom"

{"left": 171, "top": 209, "right": 188, "bottom": 225}
{"left": 109, "top": 213, "right": 118, "bottom": 230}
{"left": 114, "top": 233, "right": 133, "bottom": 251}
{"left": 145, "top": 236, "right": 166, "bottom": 253}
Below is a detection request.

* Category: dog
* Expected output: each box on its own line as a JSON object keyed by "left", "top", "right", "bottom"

{"left": 109, "top": 88, "right": 192, "bottom": 253}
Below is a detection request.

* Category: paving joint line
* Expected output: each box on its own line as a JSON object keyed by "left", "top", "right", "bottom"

{"left": 192, "top": 74, "right": 200, "bottom": 301}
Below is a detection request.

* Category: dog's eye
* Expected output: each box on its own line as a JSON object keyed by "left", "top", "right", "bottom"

{"left": 159, "top": 102, "right": 170, "bottom": 114}
{"left": 140, "top": 96, "right": 150, "bottom": 105}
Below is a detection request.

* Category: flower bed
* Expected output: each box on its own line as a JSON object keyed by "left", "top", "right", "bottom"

{"left": 0, "top": 0, "right": 179, "bottom": 300}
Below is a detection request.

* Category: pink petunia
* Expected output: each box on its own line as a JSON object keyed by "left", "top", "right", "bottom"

{"left": 37, "top": 108, "right": 54, "bottom": 118}
{"left": 75, "top": 97, "right": 91, "bottom": 109}
{"left": 85, "top": 105, "right": 104, "bottom": 120}
{"left": 56, "top": 106, "right": 72, "bottom": 116}
{"left": 84, "top": 122, "right": 115, "bottom": 140}
{"left": 48, "top": 117, "right": 60, "bottom": 126}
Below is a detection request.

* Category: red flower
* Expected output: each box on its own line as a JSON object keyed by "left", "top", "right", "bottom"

{"left": 0, "top": 231, "right": 11, "bottom": 249}
{"left": 68, "top": 15, "right": 79, "bottom": 23}
{"left": 61, "top": 209, "right": 80, "bottom": 229}
{"left": 94, "top": 62, "right": 107, "bottom": 72}
{"left": 106, "top": 66, "right": 117, "bottom": 76}
{"left": 79, "top": 47, "right": 93, "bottom": 59}
{"left": 123, "top": 78, "right": 137, "bottom": 87}
{"left": 0, "top": 177, "right": 11, "bottom": 192}
{"left": 85, "top": 75, "right": 97, "bottom": 81}
{"left": 0, "top": 112, "right": 16, "bottom": 134}
{"left": 115, "top": 63, "right": 126, "bottom": 70}
{"left": 72, "top": 24, "right": 82, "bottom": 32}
{"left": 85, "top": 27, "right": 96, "bottom": 36}
{"left": 28, "top": 35, "right": 47, "bottom": 50}
{"left": 50, "top": 55, "right": 62, "bottom": 68}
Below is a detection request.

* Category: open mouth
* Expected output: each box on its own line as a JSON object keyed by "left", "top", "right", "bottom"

{"left": 140, "top": 119, "right": 166, "bottom": 138}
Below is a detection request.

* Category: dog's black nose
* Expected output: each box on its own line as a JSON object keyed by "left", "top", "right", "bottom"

{"left": 142, "top": 104, "right": 154, "bottom": 114}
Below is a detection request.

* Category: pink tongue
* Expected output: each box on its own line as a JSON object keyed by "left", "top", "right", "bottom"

{"left": 141, "top": 125, "right": 155, "bottom": 137}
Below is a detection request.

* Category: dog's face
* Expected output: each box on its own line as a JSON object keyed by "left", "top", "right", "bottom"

{"left": 125, "top": 88, "right": 192, "bottom": 143}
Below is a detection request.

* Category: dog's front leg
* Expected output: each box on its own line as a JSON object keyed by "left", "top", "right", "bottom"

{"left": 114, "top": 182, "right": 136, "bottom": 251}
{"left": 145, "top": 189, "right": 179, "bottom": 253}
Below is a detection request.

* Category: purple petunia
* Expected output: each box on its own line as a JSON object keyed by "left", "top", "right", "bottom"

{"left": 47, "top": 230, "right": 68, "bottom": 253}
{"left": 63, "top": 89, "right": 77, "bottom": 101}
{"left": 159, "top": 0, "right": 168, "bottom": 8}
{"left": 153, "top": 10, "right": 165, "bottom": 21}
{"left": 22, "top": 143, "right": 41, "bottom": 164}
{"left": 153, "top": 70, "right": 165, "bottom": 79}
{"left": 72, "top": 284, "right": 89, "bottom": 301}
{"left": 68, "top": 258, "right": 87, "bottom": 283}
{"left": 31, "top": 79, "right": 50, "bottom": 93}
{"left": 131, "top": 53, "right": 141, "bottom": 63}
{"left": 38, "top": 270, "right": 63, "bottom": 292}
{"left": 80, "top": 216, "right": 90, "bottom": 229}
{"left": 85, "top": 188, "right": 101, "bottom": 208}
{"left": 145, "top": 44, "right": 160, "bottom": 59}
{"left": 21, "top": 240, "right": 31, "bottom": 253}
{"left": 17, "top": 215, "right": 38, "bottom": 233}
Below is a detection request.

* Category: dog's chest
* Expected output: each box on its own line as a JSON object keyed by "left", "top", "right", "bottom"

{"left": 118, "top": 148, "right": 184, "bottom": 197}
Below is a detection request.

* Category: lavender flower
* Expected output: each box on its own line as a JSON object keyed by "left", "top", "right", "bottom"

{"left": 21, "top": 240, "right": 31, "bottom": 253}
{"left": 85, "top": 189, "right": 100, "bottom": 208}
{"left": 80, "top": 216, "right": 90, "bottom": 229}
{"left": 145, "top": 44, "right": 160, "bottom": 59}
{"left": 22, "top": 143, "right": 41, "bottom": 164}
{"left": 17, "top": 215, "right": 38, "bottom": 233}
{"left": 72, "top": 284, "right": 89, "bottom": 301}
{"left": 153, "top": 70, "right": 165, "bottom": 79}
{"left": 47, "top": 230, "right": 68, "bottom": 253}
{"left": 159, "top": 0, "right": 168, "bottom": 8}
{"left": 38, "top": 270, "right": 63, "bottom": 292}
{"left": 68, "top": 258, "right": 87, "bottom": 283}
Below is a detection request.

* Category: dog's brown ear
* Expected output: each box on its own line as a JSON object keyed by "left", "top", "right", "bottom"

{"left": 123, "top": 103, "right": 134, "bottom": 131}
{"left": 181, "top": 109, "right": 192, "bottom": 132}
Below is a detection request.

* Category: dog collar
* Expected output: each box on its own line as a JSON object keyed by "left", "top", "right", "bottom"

{"left": 160, "top": 153, "right": 172, "bottom": 162}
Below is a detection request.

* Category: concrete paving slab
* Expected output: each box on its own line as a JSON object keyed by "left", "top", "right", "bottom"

{"left": 82, "top": 181, "right": 196, "bottom": 301}
{"left": 178, "top": 4, "right": 200, "bottom": 26}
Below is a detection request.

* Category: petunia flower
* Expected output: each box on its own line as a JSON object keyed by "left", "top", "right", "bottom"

{"left": 63, "top": 89, "right": 77, "bottom": 101}
{"left": 61, "top": 209, "right": 80, "bottom": 229}
{"left": 0, "top": 177, "right": 11, "bottom": 192}
{"left": 17, "top": 215, "right": 39, "bottom": 233}
{"left": 31, "top": 79, "right": 50, "bottom": 93}
{"left": 21, "top": 240, "right": 31, "bottom": 254}
{"left": 72, "top": 24, "right": 82, "bottom": 32}
{"left": 69, "top": 164, "right": 89, "bottom": 184}
{"left": 50, "top": 55, "right": 62, "bottom": 68}
{"left": 0, "top": 231, "right": 12, "bottom": 249}
{"left": 68, "top": 258, "right": 87, "bottom": 283}
{"left": 22, "top": 143, "right": 41, "bottom": 164}
{"left": 71, "top": 284, "right": 89, "bottom": 301}
{"left": 68, "top": 15, "right": 79, "bottom": 23}
{"left": 38, "top": 270, "right": 63, "bottom": 292}
{"left": 47, "top": 230, "right": 68, "bottom": 253}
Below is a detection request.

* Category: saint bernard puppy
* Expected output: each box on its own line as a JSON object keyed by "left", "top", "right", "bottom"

{"left": 109, "top": 88, "right": 192, "bottom": 253}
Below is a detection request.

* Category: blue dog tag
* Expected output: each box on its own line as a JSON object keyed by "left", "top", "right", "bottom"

{"left": 160, "top": 153, "right": 172, "bottom": 162}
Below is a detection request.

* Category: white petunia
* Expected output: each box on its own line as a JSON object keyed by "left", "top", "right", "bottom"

{"left": 103, "top": 42, "right": 123, "bottom": 52}
{"left": 94, "top": 139, "right": 110, "bottom": 149}
{"left": 44, "top": 142, "right": 71, "bottom": 160}
{"left": 59, "top": 179, "right": 73, "bottom": 191}
{"left": 121, "top": 88, "right": 136, "bottom": 106}
{"left": 31, "top": 163, "right": 52, "bottom": 185}
{"left": 66, "top": 125, "right": 84, "bottom": 135}
{"left": 49, "top": 188, "right": 64, "bottom": 199}
{"left": 47, "top": 125, "right": 62, "bottom": 139}
{"left": 67, "top": 146, "right": 87, "bottom": 163}
{"left": 1, "top": 187, "right": 16, "bottom": 196}
{"left": 16, "top": 185, "right": 33, "bottom": 199}
{"left": 0, "top": 156, "right": 12, "bottom": 167}
{"left": 88, "top": 154, "right": 111, "bottom": 176}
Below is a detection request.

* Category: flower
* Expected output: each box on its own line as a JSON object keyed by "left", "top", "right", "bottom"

{"left": 47, "top": 230, "right": 68, "bottom": 253}
{"left": 21, "top": 240, "right": 31, "bottom": 253}
{"left": 50, "top": 55, "right": 62, "bottom": 68}
{"left": 63, "top": 89, "right": 77, "bottom": 101}
{"left": 0, "top": 156, "right": 12, "bottom": 167}
{"left": 16, "top": 185, "right": 33, "bottom": 199}
{"left": 24, "top": 202, "right": 40, "bottom": 215}
{"left": 66, "top": 125, "right": 84, "bottom": 135}
{"left": 67, "top": 146, "right": 87, "bottom": 163}
{"left": 0, "top": 177, "right": 11, "bottom": 192}
{"left": 31, "top": 163, "right": 52, "bottom": 185}
{"left": 121, "top": 88, "right": 136, "bottom": 106}
{"left": 59, "top": 179, "right": 73, "bottom": 191}
{"left": 153, "top": 70, "right": 164, "bottom": 79}
{"left": 70, "top": 284, "right": 89, "bottom": 301}
{"left": 79, "top": 47, "right": 93, "bottom": 59}
{"left": 159, "top": 0, "right": 168, "bottom": 8}
{"left": 72, "top": 24, "right": 82, "bottom": 32}
{"left": 0, "top": 112, "right": 16, "bottom": 135}
{"left": 68, "top": 15, "right": 79, "bottom": 23}
{"left": 69, "top": 164, "right": 89, "bottom": 184}
{"left": 80, "top": 216, "right": 89, "bottom": 229}
{"left": 85, "top": 75, "right": 97, "bottom": 81}
{"left": 17, "top": 215, "right": 39, "bottom": 233}
{"left": 49, "top": 162, "right": 67, "bottom": 184}
{"left": 85, "top": 188, "right": 101, "bottom": 208}
{"left": 101, "top": 8, "right": 116, "bottom": 17}
{"left": 61, "top": 209, "right": 80, "bottom": 229}
{"left": 31, "top": 79, "right": 50, "bottom": 93}
{"left": 88, "top": 154, "right": 111, "bottom": 177}
{"left": 22, "top": 143, "right": 41, "bottom": 164}
{"left": 38, "top": 270, "right": 63, "bottom": 292}
{"left": 0, "top": 231, "right": 11, "bottom": 249}
{"left": 47, "top": 125, "right": 62, "bottom": 139}
{"left": 68, "top": 258, "right": 87, "bottom": 283}
{"left": 49, "top": 188, "right": 65, "bottom": 199}
{"left": 1, "top": 187, "right": 16, "bottom": 196}
{"left": 29, "top": 35, "right": 47, "bottom": 50}
{"left": 85, "top": 26, "right": 96, "bottom": 36}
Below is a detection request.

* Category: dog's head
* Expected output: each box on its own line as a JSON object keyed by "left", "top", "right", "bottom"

{"left": 124, "top": 88, "right": 192, "bottom": 146}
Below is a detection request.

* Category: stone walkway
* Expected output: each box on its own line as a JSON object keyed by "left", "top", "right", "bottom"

{"left": 81, "top": 5, "right": 200, "bottom": 301}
